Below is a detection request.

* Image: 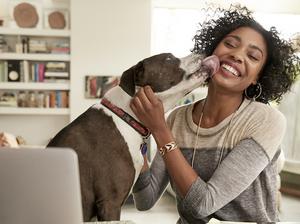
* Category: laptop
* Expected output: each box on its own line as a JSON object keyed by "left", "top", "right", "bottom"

{"left": 0, "top": 147, "right": 83, "bottom": 224}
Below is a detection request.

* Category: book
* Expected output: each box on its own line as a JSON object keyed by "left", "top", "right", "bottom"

{"left": 44, "top": 71, "right": 69, "bottom": 78}
{"left": 0, "top": 61, "right": 6, "bottom": 82}
{"left": 23, "top": 60, "right": 29, "bottom": 82}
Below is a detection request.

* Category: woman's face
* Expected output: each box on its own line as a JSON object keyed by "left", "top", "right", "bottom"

{"left": 211, "top": 26, "right": 267, "bottom": 94}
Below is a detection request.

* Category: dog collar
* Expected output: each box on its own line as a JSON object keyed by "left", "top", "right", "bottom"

{"left": 101, "top": 98, "right": 151, "bottom": 138}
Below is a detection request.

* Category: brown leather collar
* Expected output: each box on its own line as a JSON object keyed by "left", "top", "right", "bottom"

{"left": 101, "top": 98, "right": 150, "bottom": 138}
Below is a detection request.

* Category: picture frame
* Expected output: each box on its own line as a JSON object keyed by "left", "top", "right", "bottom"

{"left": 44, "top": 9, "right": 69, "bottom": 30}
{"left": 85, "top": 76, "right": 120, "bottom": 99}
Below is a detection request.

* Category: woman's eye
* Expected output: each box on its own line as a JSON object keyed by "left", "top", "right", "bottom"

{"left": 224, "top": 41, "right": 235, "bottom": 48}
{"left": 248, "top": 54, "right": 259, "bottom": 61}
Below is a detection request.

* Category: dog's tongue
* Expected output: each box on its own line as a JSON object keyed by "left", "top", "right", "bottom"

{"left": 202, "top": 55, "right": 220, "bottom": 76}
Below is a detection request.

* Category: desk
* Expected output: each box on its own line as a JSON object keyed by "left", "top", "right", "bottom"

{"left": 208, "top": 218, "right": 299, "bottom": 224}
{"left": 85, "top": 221, "right": 135, "bottom": 224}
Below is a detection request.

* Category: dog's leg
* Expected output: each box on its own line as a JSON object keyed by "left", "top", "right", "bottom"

{"left": 80, "top": 167, "right": 96, "bottom": 222}
{"left": 96, "top": 200, "right": 121, "bottom": 221}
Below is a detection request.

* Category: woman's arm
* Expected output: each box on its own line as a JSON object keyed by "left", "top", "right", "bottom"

{"left": 132, "top": 150, "right": 170, "bottom": 210}
{"left": 130, "top": 86, "right": 199, "bottom": 197}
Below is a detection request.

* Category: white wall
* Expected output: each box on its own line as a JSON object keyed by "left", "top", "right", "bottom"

{"left": 0, "top": 115, "right": 69, "bottom": 145}
{"left": 70, "top": 0, "right": 151, "bottom": 120}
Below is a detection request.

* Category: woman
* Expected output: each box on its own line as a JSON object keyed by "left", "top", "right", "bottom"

{"left": 130, "top": 6, "right": 300, "bottom": 223}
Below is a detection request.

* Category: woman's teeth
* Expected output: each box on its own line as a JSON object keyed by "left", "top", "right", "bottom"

{"left": 221, "top": 64, "right": 240, "bottom": 77}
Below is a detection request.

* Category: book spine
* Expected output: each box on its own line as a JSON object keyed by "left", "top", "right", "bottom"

{"left": 23, "top": 60, "right": 29, "bottom": 82}
{"left": 38, "top": 63, "right": 45, "bottom": 82}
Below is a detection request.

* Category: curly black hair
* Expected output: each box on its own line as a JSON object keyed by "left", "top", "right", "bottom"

{"left": 192, "top": 5, "right": 300, "bottom": 104}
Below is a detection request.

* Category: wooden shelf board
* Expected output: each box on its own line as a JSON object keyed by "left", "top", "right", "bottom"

{"left": 0, "top": 107, "right": 70, "bottom": 115}
{"left": 0, "top": 82, "right": 70, "bottom": 90}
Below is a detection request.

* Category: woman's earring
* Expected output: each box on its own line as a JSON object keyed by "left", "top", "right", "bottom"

{"left": 244, "top": 83, "right": 262, "bottom": 101}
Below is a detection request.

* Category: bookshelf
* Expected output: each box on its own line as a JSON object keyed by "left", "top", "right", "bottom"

{"left": 0, "top": 52, "right": 70, "bottom": 61}
{"left": 0, "top": 27, "right": 70, "bottom": 37}
{"left": 0, "top": 26, "right": 70, "bottom": 109}
{"left": 0, "top": 26, "right": 71, "bottom": 146}
{"left": 0, "top": 107, "right": 69, "bottom": 115}
{"left": 0, "top": 82, "right": 70, "bottom": 90}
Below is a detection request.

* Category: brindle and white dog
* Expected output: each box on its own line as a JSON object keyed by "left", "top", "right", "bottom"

{"left": 47, "top": 53, "right": 219, "bottom": 221}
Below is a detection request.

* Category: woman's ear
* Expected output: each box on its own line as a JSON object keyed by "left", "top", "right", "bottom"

{"left": 252, "top": 78, "right": 259, "bottom": 85}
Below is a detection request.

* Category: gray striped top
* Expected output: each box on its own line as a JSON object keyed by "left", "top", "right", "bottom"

{"left": 133, "top": 98, "right": 286, "bottom": 223}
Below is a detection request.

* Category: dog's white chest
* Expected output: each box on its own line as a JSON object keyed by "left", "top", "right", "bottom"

{"left": 92, "top": 104, "right": 145, "bottom": 183}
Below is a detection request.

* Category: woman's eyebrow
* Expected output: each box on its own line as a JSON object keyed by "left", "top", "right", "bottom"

{"left": 249, "top": 44, "right": 264, "bottom": 57}
{"left": 226, "top": 34, "right": 264, "bottom": 57}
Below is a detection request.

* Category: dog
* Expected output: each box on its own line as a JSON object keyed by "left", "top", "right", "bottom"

{"left": 47, "top": 53, "right": 219, "bottom": 221}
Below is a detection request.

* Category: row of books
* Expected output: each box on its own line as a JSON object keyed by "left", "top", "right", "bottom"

{"left": 0, "top": 36, "right": 70, "bottom": 55}
{"left": 0, "top": 90, "right": 69, "bottom": 108}
{"left": 0, "top": 60, "right": 69, "bottom": 83}
{"left": 29, "top": 39, "right": 70, "bottom": 54}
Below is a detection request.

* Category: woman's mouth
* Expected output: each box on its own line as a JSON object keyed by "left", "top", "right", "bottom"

{"left": 221, "top": 63, "right": 241, "bottom": 77}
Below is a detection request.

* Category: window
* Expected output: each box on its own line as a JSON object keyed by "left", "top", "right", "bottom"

{"left": 151, "top": 6, "right": 300, "bottom": 57}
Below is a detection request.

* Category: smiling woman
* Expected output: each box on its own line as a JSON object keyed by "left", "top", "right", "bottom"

{"left": 132, "top": 5, "right": 300, "bottom": 224}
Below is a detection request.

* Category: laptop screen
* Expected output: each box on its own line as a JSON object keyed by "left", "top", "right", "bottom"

{"left": 0, "top": 147, "right": 83, "bottom": 224}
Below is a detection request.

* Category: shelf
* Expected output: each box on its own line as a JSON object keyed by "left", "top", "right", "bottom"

{"left": 0, "top": 53, "right": 70, "bottom": 61}
{"left": 0, "top": 82, "right": 70, "bottom": 90}
{"left": 0, "top": 107, "right": 70, "bottom": 115}
{"left": 0, "top": 27, "right": 70, "bottom": 37}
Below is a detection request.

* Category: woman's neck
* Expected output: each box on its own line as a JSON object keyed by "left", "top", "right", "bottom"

{"left": 193, "top": 88, "right": 244, "bottom": 128}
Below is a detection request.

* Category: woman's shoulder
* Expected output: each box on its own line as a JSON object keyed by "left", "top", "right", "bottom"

{"left": 243, "top": 100, "right": 287, "bottom": 160}
{"left": 244, "top": 100, "right": 286, "bottom": 125}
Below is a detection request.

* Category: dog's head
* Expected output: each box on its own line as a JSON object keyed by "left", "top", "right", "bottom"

{"left": 120, "top": 53, "right": 219, "bottom": 111}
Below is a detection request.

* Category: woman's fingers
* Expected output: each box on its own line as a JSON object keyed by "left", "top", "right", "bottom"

{"left": 135, "top": 87, "right": 152, "bottom": 110}
{"left": 131, "top": 94, "right": 146, "bottom": 115}
{"left": 143, "top": 86, "right": 160, "bottom": 105}
{"left": 130, "top": 86, "right": 166, "bottom": 133}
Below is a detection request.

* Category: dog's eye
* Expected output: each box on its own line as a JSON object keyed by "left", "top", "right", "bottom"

{"left": 166, "top": 57, "right": 172, "bottom": 61}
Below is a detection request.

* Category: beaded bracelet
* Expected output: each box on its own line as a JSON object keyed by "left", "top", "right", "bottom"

{"left": 159, "top": 141, "right": 178, "bottom": 156}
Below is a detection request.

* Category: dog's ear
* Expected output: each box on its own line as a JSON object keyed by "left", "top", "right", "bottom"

{"left": 120, "top": 61, "right": 144, "bottom": 97}
{"left": 119, "top": 64, "right": 137, "bottom": 97}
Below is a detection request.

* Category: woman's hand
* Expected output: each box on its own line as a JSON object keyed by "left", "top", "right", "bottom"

{"left": 130, "top": 86, "right": 168, "bottom": 134}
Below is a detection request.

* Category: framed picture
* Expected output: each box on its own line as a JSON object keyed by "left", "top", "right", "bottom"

{"left": 85, "top": 76, "right": 120, "bottom": 99}
{"left": 9, "top": 1, "right": 43, "bottom": 29}
{"left": 44, "top": 9, "right": 69, "bottom": 30}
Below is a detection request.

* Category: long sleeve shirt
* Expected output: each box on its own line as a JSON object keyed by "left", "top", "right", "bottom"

{"left": 133, "top": 98, "right": 286, "bottom": 223}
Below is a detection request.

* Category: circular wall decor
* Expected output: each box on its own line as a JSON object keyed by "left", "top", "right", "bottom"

{"left": 48, "top": 11, "right": 66, "bottom": 29}
{"left": 13, "top": 2, "right": 39, "bottom": 28}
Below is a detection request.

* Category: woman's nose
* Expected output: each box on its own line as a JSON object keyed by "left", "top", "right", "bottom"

{"left": 229, "top": 51, "right": 244, "bottom": 64}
